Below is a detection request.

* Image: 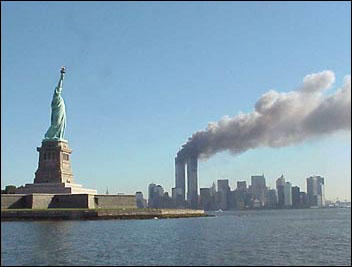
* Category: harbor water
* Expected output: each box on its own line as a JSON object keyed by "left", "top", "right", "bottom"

{"left": 1, "top": 208, "right": 350, "bottom": 266}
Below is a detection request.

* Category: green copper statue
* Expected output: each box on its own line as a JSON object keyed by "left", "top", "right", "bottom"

{"left": 44, "top": 67, "right": 67, "bottom": 142}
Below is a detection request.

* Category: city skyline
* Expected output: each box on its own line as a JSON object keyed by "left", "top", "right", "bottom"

{"left": 2, "top": 2, "right": 351, "bottom": 201}
{"left": 146, "top": 173, "right": 332, "bottom": 210}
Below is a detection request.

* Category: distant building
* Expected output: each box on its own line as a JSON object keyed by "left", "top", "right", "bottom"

{"left": 187, "top": 155, "right": 199, "bottom": 209}
{"left": 299, "top": 192, "right": 308, "bottom": 208}
{"left": 233, "top": 181, "right": 251, "bottom": 210}
{"left": 227, "top": 190, "right": 237, "bottom": 210}
{"left": 148, "top": 183, "right": 156, "bottom": 206}
{"left": 291, "top": 186, "right": 301, "bottom": 208}
{"left": 1, "top": 185, "right": 17, "bottom": 194}
{"left": 136, "top": 191, "right": 146, "bottom": 208}
{"left": 265, "top": 189, "right": 277, "bottom": 208}
{"left": 306, "top": 176, "right": 325, "bottom": 207}
{"left": 233, "top": 186, "right": 251, "bottom": 210}
{"left": 237, "top": 181, "right": 247, "bottom": 191}
{"left": 234, "top": 190, "right": 246, "bottom": 210}
{"left": 172, "top": 187, "right": 180, "bottom": 200}
{"left": 209, "top": 183, "right": 217, "bottom": 210}
{"left": 251, "top": 175, "right": 266, "bottom": 207}
{"left": 218, "top": 179, "right": 230, "bottom": 192}
{"left": 284, "top": 182, "right": 292, "bottom": 207}
{"left": 210, "top": 182, "right": 216, "bottom": 197}
{"left": 148, "top": 183, "right": 165, "bottom": 208}
{"left": 200, "top": 188, "right": 212, "bottom": 210}
{"left": 172, "top": 187, "right": 186, "bottom": 208}
{"left": 175, "top": 157, "right": 186, "bottom": 202}
{"left": 156, "top": 185, "right": 164, "bottom": 197}
{"left": 148, "top": 183, "right": 175, "bottom": 208}
{"left": 161, "top": 192, "right": 174, "bottom": 208}
{"left": 217, "top": 179, "right": 230, "bottom": 210}
{"left": 276, "top": 175, "right": 286, "bottom": 207}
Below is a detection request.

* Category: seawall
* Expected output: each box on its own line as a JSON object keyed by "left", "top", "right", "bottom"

{"left": 1, "top": 194, "right": 136, "bottom": 210}
{"left": 1, "top": 208, "right": 206, "bottom": 221}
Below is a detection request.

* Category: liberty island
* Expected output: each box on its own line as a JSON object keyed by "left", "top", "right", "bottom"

{"left": 1, "top": 67, "right": 204, "bottom": 219}
{"left": 1, "top": 67, "right": 140, "bottom": 210}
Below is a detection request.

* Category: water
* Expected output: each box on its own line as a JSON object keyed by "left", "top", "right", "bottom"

{"left": 1, "top": 208, "right": 350, "bottom": 266}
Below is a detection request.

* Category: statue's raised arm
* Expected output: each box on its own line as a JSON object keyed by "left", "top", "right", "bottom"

{"left": 44, "top": 67, "right": 67, "bottom": 142}
{"left": 56, "top": 67, "right": 65, "bottom": 94}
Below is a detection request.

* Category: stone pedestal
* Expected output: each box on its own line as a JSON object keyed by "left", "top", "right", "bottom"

{"left": 34, "top": 140, "right": 74, "bottom": 184}
{"left": 15, "top": 140, "right": 97, "bottom": 195}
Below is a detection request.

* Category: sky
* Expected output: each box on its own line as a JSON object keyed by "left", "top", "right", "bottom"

{"left": 1, "top": 1, "right": 351, "bottom": 201}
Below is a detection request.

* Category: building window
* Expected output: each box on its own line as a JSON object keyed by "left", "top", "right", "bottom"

{"left": 44, "top": 153, "right": 47, "bottom": 160}
{"left": 48, "top": 153, "right": 51, "bottom": 160}
{"left": 63, "top": 154, "right": 69, "bottom": 161}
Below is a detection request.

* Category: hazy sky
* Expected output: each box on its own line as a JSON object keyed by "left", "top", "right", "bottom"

{"left": 1, "top": 2, "right": 351, "bottom": 200}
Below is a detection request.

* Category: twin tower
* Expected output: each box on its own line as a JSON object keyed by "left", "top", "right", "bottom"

{"left": 174, "top": 154, "right": 198, "bottom": 208}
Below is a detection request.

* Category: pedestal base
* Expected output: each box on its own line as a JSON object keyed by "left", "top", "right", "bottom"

{"left": 34, "top": 141, "right": 74, "bottom": 184}
{"left": 15, "top": 183, "right": 97, "bottom": 195}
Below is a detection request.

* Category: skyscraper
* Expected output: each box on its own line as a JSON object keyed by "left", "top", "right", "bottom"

{"left": 299, "top": 192, "right": 308, "bottom": 208}
{"left": 175, "top": 157, "right": 186, "bottom": 202}
{"left": 276, "top": 175, "right": 286, "bottom": 207}
{"left": 217, "top": 179, "right": 230, "bottom": 210}
{"left": 210, "top": 182, "right": 216, "bottom": 197}
{"left": 136, "top": 191, "right": 146, "bottom": 208}
{"left": 148, "top": 183, "right": 157, "bottom": 207}
{"left": 291, "top": 186, "right": 301, "bottom": 208}
{"left": 217, "top": 179, "right": 230, "bottom": 192}
{"left": 237, "top": 181, "right": 247, "bottom": 190}
{"left": 187, "top": 155, "right": 198, "bottom": 209}
{"left": 265, "top": 189, "right": 277, "bottom": 208}
{"left": 148, "top": 183, "right": 165, "bottom": 208}
{"left": 234, "top": 180, "right": 250, "bottom": 210}
{"left": 251, "top": 175, "right": 266, "bottom": 207}
{"left": 172, "top": 187, "right": 185, "bottom": 208}
{"left": 200, "top": 188, "right": 212, "bottom": 210}
{"left": 284, "top": 182, "right": 292, "bottom": 207}
{"left": 156, "top": 185, "right": 164, "bottom": 197}
{"left": 306, "top": 175, "right": 325, "bottom": 207}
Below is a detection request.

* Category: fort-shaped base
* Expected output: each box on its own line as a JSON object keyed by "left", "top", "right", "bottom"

{"left": 15, "top": 183, "right": 97, "bottom": 195}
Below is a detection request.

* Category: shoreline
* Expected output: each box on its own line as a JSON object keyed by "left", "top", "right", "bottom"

{"left": 1, "top": 208, "right": 206, "bottom": 221}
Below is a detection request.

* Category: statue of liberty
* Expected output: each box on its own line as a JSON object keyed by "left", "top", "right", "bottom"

{"left": 44, "top": 67, "right": 67, "bottom": 142}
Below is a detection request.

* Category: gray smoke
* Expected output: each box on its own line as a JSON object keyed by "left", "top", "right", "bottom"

{"left": 178, "top": 70, "right": 351, "bottom": 160}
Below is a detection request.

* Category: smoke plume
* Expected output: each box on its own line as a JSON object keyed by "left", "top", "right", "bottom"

{"left": 178, "top": 70, "right": 351, "bottom": 160}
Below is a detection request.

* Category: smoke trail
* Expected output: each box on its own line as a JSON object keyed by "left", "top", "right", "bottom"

{"left": 178, "top": 70, "right": 351, "bottom": 159}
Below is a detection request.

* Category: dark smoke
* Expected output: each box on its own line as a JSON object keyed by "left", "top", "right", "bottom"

{"left": 178, "top": 71, "right": 351, "bottom": 160}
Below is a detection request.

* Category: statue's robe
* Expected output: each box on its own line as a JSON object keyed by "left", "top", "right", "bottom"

{"left": 44, "top": 85, "right": 66, "bottom": 140}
